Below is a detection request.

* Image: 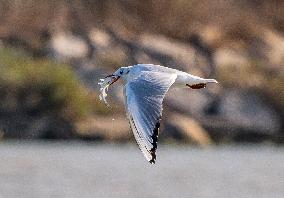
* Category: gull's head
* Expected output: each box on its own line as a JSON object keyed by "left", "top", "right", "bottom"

{"left": 105, "top": 67, "right": 131, "bottom": 85}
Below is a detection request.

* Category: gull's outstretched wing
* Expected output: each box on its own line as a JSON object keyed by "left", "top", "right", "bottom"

{"left": 124, "top": 71, "right": 177, "bottom": 163}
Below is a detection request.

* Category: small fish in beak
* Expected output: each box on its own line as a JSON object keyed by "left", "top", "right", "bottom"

{"left": 98, "top": 74, "right": 120, "bottom": 106}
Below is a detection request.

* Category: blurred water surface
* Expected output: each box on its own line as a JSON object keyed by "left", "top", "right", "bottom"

{"left": 0, "top": 142, "right": 283, "bottom": 198}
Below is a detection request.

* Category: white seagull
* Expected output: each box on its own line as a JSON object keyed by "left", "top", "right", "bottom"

{"left": 98, "top": 64, "right": 218, "bottom": 164}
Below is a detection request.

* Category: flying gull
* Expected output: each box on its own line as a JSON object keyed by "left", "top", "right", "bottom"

{"left": 98, "top": 64, "right": 218, "bottom": 164}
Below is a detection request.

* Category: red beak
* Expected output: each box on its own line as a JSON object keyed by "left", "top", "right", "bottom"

{"left": 105, "top": 74, "right": 120, "bottom": 85}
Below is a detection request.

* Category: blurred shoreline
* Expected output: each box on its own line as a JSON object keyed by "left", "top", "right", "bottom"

{"left": 0, "top": 0, "right": 283, "bottom": 144}
{"left": 1, "top": 139, "right": 283, "bottom": 150}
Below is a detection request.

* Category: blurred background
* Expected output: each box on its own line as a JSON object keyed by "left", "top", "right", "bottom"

{"left": 0, "top": 0, "right": 283, "bottom": 197}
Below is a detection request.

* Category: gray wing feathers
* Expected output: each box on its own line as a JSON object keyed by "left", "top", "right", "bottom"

{"left": 124, "top": 71, "right": 177, "bottom": 163}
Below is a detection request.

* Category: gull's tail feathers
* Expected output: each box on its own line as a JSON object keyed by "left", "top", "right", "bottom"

{"left": 204, "top": 79, "right": 218, "bottom": 84}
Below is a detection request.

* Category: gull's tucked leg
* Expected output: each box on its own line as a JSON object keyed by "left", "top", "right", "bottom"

{"left": 186, "top": 83, "right": 206, "bottom": 89}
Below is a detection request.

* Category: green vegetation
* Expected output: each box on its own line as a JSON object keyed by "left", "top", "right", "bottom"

{"left": 0, "top": 48, "right": 99, "bottom": 121}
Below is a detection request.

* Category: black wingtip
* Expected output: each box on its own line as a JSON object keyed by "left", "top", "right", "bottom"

{"left": 148, "top": 117, "right": 160, "bottom": 165}
{"left": 149, "top": 149, "right": 156, "bottom": 164}
{"left": 147, "top": 122, "right": 160, "bottom": 164}
{"left": 149, "top": 159, "right": 155, "bottom": 164}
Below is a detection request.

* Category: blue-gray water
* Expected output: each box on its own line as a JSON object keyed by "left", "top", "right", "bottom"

{"left": 0, "top": 142, "right": 283, "bottom": 198}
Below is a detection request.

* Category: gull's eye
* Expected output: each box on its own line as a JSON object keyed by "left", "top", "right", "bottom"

{"left": 120, "top": 70, "right": 123, "bottom": 75}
